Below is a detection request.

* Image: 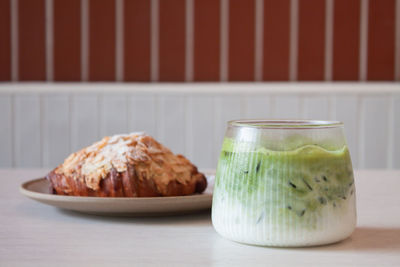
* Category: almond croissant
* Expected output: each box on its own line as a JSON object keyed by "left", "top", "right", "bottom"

{"left": 46, "top": 133, "right": 207, "bottom": 197}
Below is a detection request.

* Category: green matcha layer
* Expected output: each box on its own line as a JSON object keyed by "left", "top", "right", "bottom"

{"left": 215, "top": 138, "right": 354, "bottom": 221}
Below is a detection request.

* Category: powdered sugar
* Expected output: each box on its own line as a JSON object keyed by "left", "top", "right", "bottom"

{"left": 56, "top": 132, "right": 196, "bottom": 192}
{"left": 81, "top": 133, "right": 151, "bottom": 186}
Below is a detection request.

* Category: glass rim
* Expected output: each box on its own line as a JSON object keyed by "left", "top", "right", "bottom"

{"left": 228, "top": 119, "right": 344, "bottom": 129}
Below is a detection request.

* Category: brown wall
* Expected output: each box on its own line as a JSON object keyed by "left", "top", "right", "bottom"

{"left": 0, "top": 0, "right": 399, "bottom": 82}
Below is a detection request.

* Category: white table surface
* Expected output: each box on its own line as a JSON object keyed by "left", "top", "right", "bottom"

{"left": 1, "top": 169, "right": 399, "bottom": 267}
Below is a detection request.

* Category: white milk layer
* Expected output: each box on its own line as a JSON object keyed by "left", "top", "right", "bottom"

{"left": 212, "top": 192, "right": 356, "bottom": 247}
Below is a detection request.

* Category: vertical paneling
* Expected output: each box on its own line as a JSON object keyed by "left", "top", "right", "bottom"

{"left": 2, "top": 90, "right": 400, "bottom": 169}
{"left": 215, "top": 96, "right": 242, "bottom": 163}
{"left": 393, "top": 96, "right": 400, "bottom": 168}
{"left": 0, "top": 0, "right": 11, "bottom": 81}
{"left": 298, "top": 0, "right": 325, "bottom": 80}
{"left": 43, "top": 95, "right": 70, "bottom": 167}
{"left": 89, "top": 0, "right": 116, "bottom": 81}
{"left": 18, "top": 0, "right": 46, "bottom": 80}
{"left": 244, "top": 96, "right": 272, "bottom": 118}
{"left": 333, "top": 95, "right": 359, "bottom": 168}
{"left": 263, "top": 0, "right": 290, "bottom": 81}
{"left": 71, "top": 95, "right": 99, "bottom": 152}
{"left": 0, "top": 96, "right": 12, "bottom": 167}
{"left": 303, "top": 96, "right": 330, "bottom": 120}
{"left": 367, "top": 0, "right": 396, "bottom": 80}
{"left": 194, "top": 0, "right": 220, "bottom": 81}
{"left": 273, "top": 96, "right": 301, "bottom": 118}
{"left": 332, "top": 0, "right": 360, "bottom": 80}
{"left": 100, "top": 95, "right": 128, "bottom": 136}
{"left": 188, "top": 96, "right": 215, "bottom": 169}
{"left": 124, "top": 0, "right": 151, "bottom": 81}
{"left": 54, "top": 0, "right": 81, "bottom": 81}
{"left": 159, "top": 0, "right": 185, "bottom": 81}
{"left": 362, "top": 96, "right": 390, "bottom": 168}
{"left": 158, "top": 96, "right": 186, "bottom": 155}
{"left": 229, "top": 0, "right": 255, "bottom": 81}
{"left": 129, "top": 95, "right": 157, "bottom": 137}
{"left": 14, "top": 95, "right": 41, "bottom": 167}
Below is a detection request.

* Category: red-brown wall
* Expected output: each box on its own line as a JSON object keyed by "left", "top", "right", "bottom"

{"left": 0, "top": 0, "right": 399, "bottom": 82}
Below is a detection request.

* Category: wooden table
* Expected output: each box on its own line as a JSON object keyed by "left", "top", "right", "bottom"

{"left": 1, "top": 169, "right": 399, "bottom": 266}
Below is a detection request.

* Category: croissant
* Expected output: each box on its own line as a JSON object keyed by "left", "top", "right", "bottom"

{"left": 46, "top": 133, "right": 207, "bottom": 197}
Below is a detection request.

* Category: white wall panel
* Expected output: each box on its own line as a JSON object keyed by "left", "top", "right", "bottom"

{"left": 128, "top": 95, "right": 157, "bottom": 137}
{"left": 187, "top": 96, "right": 216, "bottom": 169}
{"left": 334, "top": 96, "right": 360, "bottom": 168}
{"left": 243, "top": 96, "right": 272, "bottom": 119}
{"left": 157, "top": 95, "right": 186, "bottom": 155}
{"left": 361, "top": 96, "right": 390, "bottom": 168}
{"left": 0, "top": 96, "right": 13, "bottom": 167}
{"left": 273, "top": 95, "right": 301, "bottom": 119}
{"left": 1, "top": 84, "right": 399, "bottom": 170}
{"left": 14, "top": 95, "right": 41, "bottom": 167}
{"left": 214, "top": 96, "right": 242, "bottom": 164}
{"left": 42, "top": 95, "right": 70, "bottom": 168}
{"left": 393, "top": 96, "right": 400, "bottom": 169}
{"left": 71, "top": 95, "right": 99, "bottom": 152}
{"left": 303, "top": 96, "right": 330, "bottom": 120}
{"left": 100, "top": 95, "right": 128, "bottom": 137}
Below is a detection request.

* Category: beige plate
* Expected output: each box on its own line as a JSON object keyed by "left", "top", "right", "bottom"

{"left": 20, "top": 172, "right": 214, "bottom": 216}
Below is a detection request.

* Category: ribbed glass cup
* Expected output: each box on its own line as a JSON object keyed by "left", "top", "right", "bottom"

{"left": 212, "top": 120, "right": 356, "bottom": 247}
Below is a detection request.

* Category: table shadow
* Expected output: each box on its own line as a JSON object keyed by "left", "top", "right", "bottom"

{"left": 56, "top": 208, "right": 212, "bottom": 225}
{"left": 212, "top": 227, "right": 400, "bottom": 253}
{"left": 299, "top": 226, "right": 400, "bottom": 252}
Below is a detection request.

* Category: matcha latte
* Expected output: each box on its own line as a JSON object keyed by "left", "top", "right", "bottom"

{"left": 212, "top": 120, "right": 356, "bottom": 247}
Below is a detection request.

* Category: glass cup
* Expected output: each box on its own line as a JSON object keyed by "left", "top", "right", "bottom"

{"left": 212, "top": 120, "right": 356, "bottom": 247}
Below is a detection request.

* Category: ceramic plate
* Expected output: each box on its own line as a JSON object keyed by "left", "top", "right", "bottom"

{"left": 20, "top": 171, "right": 214, "bottom": 216}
